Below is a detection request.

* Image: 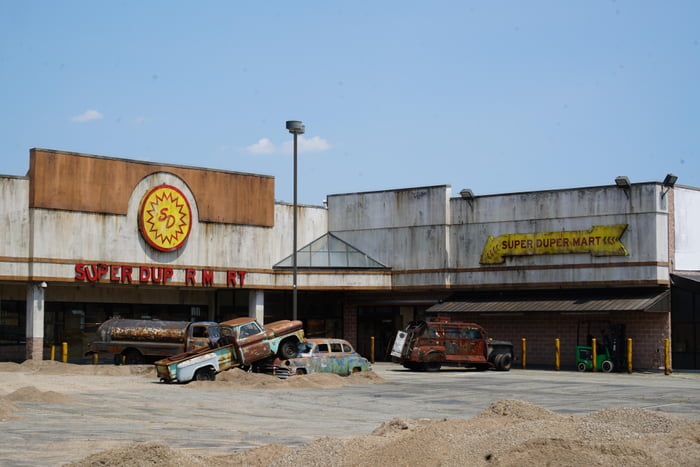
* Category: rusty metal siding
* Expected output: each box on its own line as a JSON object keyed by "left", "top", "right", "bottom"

{"left": 28, "top": 148, "right": 274, "bottom": 226}
{"left": 428, "top": 289, "right": 670, "bottom": 314}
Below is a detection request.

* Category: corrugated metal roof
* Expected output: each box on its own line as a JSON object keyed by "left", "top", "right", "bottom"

{"left": 427, "top": 289, "right": 670, "bottom": 314}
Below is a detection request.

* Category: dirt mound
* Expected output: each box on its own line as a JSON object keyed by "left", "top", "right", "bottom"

{"left": 67, "top": 400, "right": 700, "bottom": 466}
{"left": 65, "top": 442, "right": 208, "bottom": 467}
{"left": 0, "top": 360, "right": 155, "bottom": 377}
{"left": 187, "top": 368, "right": 386, "bottom": 390}
{"left": 6, "top": 385, "right": 75, "bottom": 403}
{"left": 0, "top": 398, "right": 22, "bottom": 420}
{"left": 477, "top": 398, "right": 567, "bottom": 421}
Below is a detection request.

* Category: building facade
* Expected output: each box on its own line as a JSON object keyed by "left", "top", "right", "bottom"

{"left": 1, "top": 149, "right": 699, "bottom": 369}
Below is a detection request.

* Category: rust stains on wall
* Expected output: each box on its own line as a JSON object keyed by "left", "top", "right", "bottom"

{"left": 28, "top": 149, "right": 274, "bottom": 226}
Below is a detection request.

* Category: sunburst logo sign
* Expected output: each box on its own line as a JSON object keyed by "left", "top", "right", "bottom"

{"left": 139, "top": 185, "right": 192, "bottom": 252}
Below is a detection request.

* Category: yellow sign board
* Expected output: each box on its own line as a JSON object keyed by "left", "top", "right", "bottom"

{"left": 480, "top": 224, "right": 629, "bottom": 265}
{"left": 139, "top": 185, "right": 192, "bottom": 252}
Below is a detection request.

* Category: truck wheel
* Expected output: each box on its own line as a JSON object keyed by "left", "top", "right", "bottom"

{"left": 123, "top": 350, "right": 144, "bottom": 365}
{"left": 194, "top": 367, "right": 216, "bottom": 381}
{"left": 278, "top": 339, "right": 298, "bottom": 359}
{"left": 577, "top": 362, "right": 587, "bottom": 372}
{"left": 495, "top": 353, "right": 512, "bottom": 371}
{"left": 602, "top": 360, "right": 614, "bottom": 373}
{"left": 425, "top": 362, "right": 441, "bottom": 372}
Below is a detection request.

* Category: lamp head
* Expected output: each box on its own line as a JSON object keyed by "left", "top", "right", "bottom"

{"left": 663, "top": 173, "right": 678, "bottom": 187}
{"left": 286, "top": 120, "right": 305, "bottom": 135}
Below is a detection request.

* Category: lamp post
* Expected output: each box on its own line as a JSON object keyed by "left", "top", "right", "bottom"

{"left": 286, "top": 120, "right": 305, "bottom": 320}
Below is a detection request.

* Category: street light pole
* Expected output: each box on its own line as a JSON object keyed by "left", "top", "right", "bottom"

{"left": 285, "top": 120, "right": 305, "bottom": 321}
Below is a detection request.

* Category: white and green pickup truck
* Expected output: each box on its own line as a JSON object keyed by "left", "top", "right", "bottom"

{"left": 155, "top": 317, "right": 304, "bottom": 383}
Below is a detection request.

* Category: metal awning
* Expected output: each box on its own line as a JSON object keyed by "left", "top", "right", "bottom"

{"left": 427, "top": 289, "right": 670, "bottom": 314}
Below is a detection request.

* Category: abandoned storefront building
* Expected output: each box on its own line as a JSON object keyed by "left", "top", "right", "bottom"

{"left": 1, "top": 149, "right": 699, "bottom": 369}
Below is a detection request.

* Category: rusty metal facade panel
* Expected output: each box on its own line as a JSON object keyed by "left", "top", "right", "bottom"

{"left": 28, "top": 149, "right": 274, "bottom": 226}
{"left": 429, "top": 290, "right": 670, "bottom": 314}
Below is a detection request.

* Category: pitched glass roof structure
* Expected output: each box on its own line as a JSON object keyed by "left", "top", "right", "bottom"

{"left": 274, "top": 233, "right": 387, "bottom": 269}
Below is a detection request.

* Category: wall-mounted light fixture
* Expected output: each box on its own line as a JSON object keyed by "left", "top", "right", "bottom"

{"left": 459, "top": 188, "right": 474, "bottom": 200}
{"left": 615, "top": 176, "right": 631, "bottom": 189}
{"left": 661, "top": 173, "right": 678, "bottom": 198}
{"left": 663, "top": 173, "right": 678, "bottom": 187}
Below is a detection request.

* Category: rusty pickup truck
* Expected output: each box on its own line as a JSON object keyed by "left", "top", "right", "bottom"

{"left": 155, "top": 317, "right": 304, "bottom": 383}
{"left": 390, "top": 317, "right": 513, "bottom": 371}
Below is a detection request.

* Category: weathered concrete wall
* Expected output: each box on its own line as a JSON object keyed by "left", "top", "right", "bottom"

{"left": 328, "top": 186, "right": 451, "bottom": 271}
{"left": 26, "top": 170, "right": 335, "bottom": 290}
{"left": 674, "top": 187, "right": 700, "bottom": 271}
{"left": 0, "top": 176, "right": 29, "bottom": 280}
{"left": 328, "top": 183, "right": 670, "bottom": 289}
{"left": 448, "top": 183, "right": 669, "bottom": 288}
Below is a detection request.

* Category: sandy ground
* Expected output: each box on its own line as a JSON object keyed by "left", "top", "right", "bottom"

{"left": 1, "top": 360, "right": 699, "bottom": 466}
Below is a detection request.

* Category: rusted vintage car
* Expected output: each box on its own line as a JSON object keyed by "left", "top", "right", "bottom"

{"left": 255, "top": 338, "right": 371, "bottom": 378}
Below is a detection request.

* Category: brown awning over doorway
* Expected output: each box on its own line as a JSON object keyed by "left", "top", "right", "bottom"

{"left": 427, "top": 289, "right": 670, "bottom": 314}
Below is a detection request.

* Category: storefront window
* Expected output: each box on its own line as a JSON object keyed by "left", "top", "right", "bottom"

{"left": 0, "top": 300, "right": 25, "bottom": 344}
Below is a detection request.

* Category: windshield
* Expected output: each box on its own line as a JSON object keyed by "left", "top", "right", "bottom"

{"left": 297, "top": 342, "right": 314, "bottom": 354}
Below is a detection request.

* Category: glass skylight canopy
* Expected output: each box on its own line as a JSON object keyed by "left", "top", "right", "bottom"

{"left": 274, "top": 233, "right": 387, "bottom": 269}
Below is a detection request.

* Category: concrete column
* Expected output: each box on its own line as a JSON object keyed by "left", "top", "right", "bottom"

{"left": 25, "top": 282, "right": 46, "bottom": 360}
{"left": 248, "top": 290, "right": 265, "bottom": 324}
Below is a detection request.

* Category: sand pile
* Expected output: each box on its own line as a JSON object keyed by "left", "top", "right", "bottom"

{"left": 0, "top": 360, "right": 155, "bottom": 376}
{"left": 187, "top": 367, "right": 386, "bottom": 389}
{"left": 0, "top": 385, "right": 75, "bottom": 420}
{"left": 64, "top": 399, "right": 700, "bottom": 466}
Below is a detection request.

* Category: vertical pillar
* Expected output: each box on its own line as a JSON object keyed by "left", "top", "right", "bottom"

{"left": 25, "top": 283, "right": 46, "bottom": 360}
{"left": 248, "top": 290, "right": 265, "bottom": 324}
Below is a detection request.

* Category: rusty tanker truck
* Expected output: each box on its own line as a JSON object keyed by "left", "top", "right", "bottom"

{"left": 86, "top": 319, "right": 229, "bottom": 364}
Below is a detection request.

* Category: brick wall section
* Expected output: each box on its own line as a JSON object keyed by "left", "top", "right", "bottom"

{"left": 440, "top": 312, "right": 670, "bottom": 370}
{"left": 343, "top": 303, "right": 359, "bottom": 347}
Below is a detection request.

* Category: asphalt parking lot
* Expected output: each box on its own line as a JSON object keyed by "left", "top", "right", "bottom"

{"left": 2, "top": 362, "right": 700, "bottom": 466}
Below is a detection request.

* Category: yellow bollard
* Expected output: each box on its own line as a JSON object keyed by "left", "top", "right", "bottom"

{"left": 627, "top": 338, "right": 633, "bottom": 374}
{"left": 521, "top": 338, "right": 527, "bottom": 369}
{"left": 554, "top": 338, "right": 560, "bottom": 371}
{"left": 92, "top": 352, "right": 99, "bottom": 365}
{"left": 370, "top": 336, "right": 375, "bottom": 364}
{"left": 50, "top": 345, "right": 56, "bottom": 361}
{"left": 61, "top": 342, "right": 68, "bottom": 363}
{"left": 664, "top": 338, "right": 671, "bottom": 375}
{"left": 591, "top": 338, "right": 598, "bottom": 372}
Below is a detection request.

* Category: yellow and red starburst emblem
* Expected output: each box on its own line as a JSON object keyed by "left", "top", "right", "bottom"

{"left": 139, "top": 185, "right": 192, "bottom": 252}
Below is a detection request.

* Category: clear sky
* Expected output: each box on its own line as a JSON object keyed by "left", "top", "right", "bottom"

{"left": 1, "top": 1, "right": 698, "bottom": 205}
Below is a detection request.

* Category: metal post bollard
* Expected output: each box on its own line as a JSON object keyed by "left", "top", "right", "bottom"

{"left": 370, "top": 336, "right": 375, "bottom": 364}
{"left": 521, "top": 338, "right": 527, "bottom": 369}
{"left": 627, "top": 338, "right": 633, "bottom": 374}
{"left": 50, "top": 345, "right": 56, "bottom": 361}
{"left": 591, "top": 338, "right": 598, "bottom": 372}
{"left": 61, "top": 342, "right": 68, "bottom": 363}
{"left": 92, "top": 352, "right": 99, "bottom": 365}
{"left": 664, "top": 338, "right": 671, "bottom": 375}
{"left": 554, "top": 338, "right": 560, "bottom": 371}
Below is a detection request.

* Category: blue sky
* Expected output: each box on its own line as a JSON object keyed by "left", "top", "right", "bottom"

{"left": 1, "top": 1, "right": 698, "bottom": 205}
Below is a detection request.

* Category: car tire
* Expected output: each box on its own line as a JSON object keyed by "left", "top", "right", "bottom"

{"left": 124, "top": 350, "right": 144, "bottom": 365}
{"left": 278, "top": 340, "right": 298, "bottom": 359}
{"left": 577, "top": 362, "right": 587, "bottom": 372}
{"left": 602, "top": 360, "right": 614, "bottom": 373}
{"left": 194, "top": 367, "right": 216, "bottom": 381}
{"left": 496, "top": 353, "right": 512, "bottom": 371}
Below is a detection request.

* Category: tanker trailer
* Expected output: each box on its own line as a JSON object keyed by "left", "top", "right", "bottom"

{"left": 86, "top": 318, "right": 224, "bottom": 364}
